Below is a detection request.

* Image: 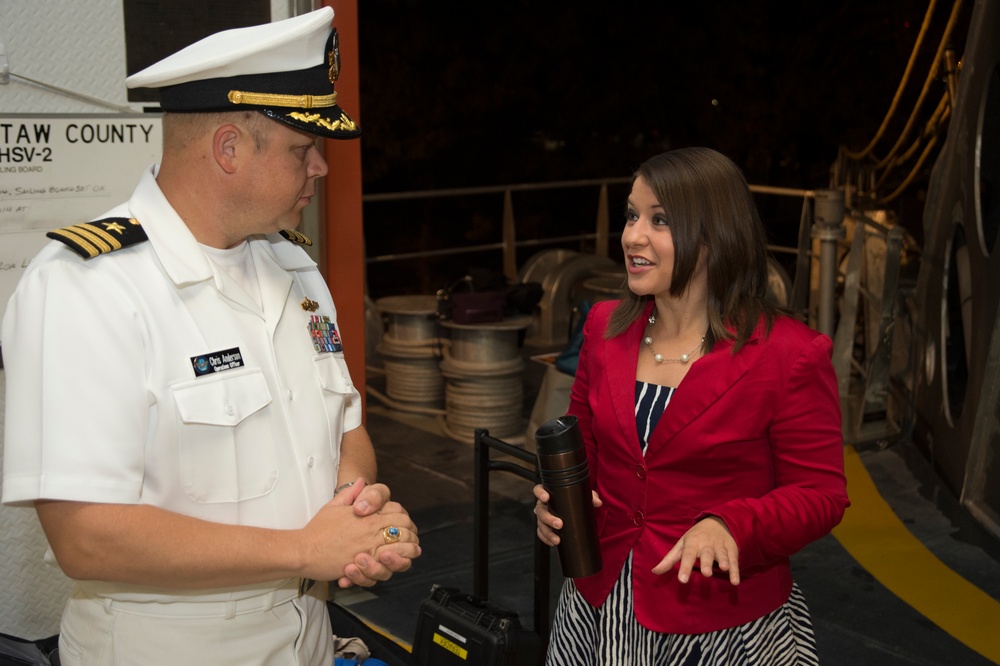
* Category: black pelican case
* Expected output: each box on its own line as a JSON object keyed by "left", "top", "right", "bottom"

{"left": 411, "top": 585, "right": 542, "bottom": 666}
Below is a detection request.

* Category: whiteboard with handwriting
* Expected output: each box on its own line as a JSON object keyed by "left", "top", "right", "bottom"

{"left": 0, "top": 114, "right": 163, "bottom": 341}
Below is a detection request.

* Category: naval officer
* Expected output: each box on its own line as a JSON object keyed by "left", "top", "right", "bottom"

{"left": 1, "top": 7, "right": 420, "bottom": 665}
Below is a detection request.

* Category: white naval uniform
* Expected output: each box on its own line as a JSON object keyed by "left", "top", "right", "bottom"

{"left": 1, "top": 165, "right": 362, "bottom": 665}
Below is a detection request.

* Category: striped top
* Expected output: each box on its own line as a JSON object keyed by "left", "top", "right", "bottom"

{"left": 635, "top": 381, "right": 675, "bottom": 453}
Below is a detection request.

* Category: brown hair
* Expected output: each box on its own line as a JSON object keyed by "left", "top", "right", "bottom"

{"left": 606, "top": 147, "right": 780, "bottom": 352}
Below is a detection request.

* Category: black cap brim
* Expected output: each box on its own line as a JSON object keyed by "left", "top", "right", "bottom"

{"left": 262, "top": 107, "right": 361, "bottom": 140}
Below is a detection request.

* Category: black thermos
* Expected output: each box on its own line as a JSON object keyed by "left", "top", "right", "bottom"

{"left": 534, "top": 415, "right": 602, "bottom": 578}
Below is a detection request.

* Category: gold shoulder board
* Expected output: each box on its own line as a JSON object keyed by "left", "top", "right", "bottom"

{"left": 280, "top": 229, "right": 313, "bottom": 246}
{"left": 47, "top": 217, "right": 148, "bottom": 260}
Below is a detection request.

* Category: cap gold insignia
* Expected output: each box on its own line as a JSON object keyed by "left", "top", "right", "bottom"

{"left": 301, "top": 298, "right": 319, "bottom": 312}
{"left": 287, "top": 111, "right": 357, "bottom": 133}
{"left": 328, "top": 51, "right": 339, "bottom": 83}
{"left": 328, "top": 29, "right": 341, "bottom": 83}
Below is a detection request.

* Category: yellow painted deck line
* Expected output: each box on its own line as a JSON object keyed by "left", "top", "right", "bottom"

{"left": 358, "top": 616, "right": 414, "bottom": 653}
{"left": 833, "top": 446, "right": 1000, "bottom": 664}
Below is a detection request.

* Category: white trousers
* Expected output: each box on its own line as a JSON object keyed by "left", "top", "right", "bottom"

{"left": 57, "top": 585, "right": 335, "bottom": 666}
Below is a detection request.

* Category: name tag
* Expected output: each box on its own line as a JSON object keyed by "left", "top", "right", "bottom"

{"left": 191, "top": 347, "right": 245, "bottom": 377}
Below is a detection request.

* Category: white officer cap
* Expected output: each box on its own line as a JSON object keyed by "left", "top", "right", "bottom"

{"left": 126, "top": 7, "right": 359, "bottom": 139}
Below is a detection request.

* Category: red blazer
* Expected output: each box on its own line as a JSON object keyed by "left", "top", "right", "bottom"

{"left": 569, "top": 300, "right": 849, "bottom": 634}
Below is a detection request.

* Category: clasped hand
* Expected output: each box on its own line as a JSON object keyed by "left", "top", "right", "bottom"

{"left": 303, "top": 478, "right": 421, "bottom": 589}
{"left": 532, "top": 484, "right": 739, "bottom": 585}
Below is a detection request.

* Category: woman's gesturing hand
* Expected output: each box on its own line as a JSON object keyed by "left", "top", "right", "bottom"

{"left": 652, "top": 516, "right": 740, "bottom": 586}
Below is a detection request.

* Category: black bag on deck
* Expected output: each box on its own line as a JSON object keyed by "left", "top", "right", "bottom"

{"left": 411, "top": 585, "right": 541, "bottom": 666}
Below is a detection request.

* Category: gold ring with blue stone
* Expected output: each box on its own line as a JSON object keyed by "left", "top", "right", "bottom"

{"left": 382, "top": 526, "right": 401, "bottom": 545}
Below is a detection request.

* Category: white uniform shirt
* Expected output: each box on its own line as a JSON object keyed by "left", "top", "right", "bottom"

{"left": 2, "top": 166, "right": 362, "bottom": 593}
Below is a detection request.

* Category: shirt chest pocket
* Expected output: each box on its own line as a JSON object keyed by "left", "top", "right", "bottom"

{"left": 171, "top": 368, "right": 277, "bottom": 503}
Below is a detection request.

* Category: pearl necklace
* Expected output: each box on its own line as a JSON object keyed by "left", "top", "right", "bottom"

{"left": 643, "top": 312, "right": 705, "bottom": 364}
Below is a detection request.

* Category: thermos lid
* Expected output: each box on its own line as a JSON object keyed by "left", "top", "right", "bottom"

{"left": 534, "top": 415, "right": 582, "bottom": 454}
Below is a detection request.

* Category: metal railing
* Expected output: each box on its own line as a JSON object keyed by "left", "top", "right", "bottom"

{"left": 363, "top": 178, "right": 814, "bottom": 293}
{"left": 363, "top": 177, "right": 629, "bottom": 283}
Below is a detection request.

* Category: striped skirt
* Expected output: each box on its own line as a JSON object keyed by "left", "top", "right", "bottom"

{"left": 546, "top": 554, "right": 819, "bottom": 666}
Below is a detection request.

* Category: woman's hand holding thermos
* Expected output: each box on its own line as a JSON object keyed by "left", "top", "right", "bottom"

{"left": 533, "top": 485, "right": 603, "bottom": 547}
{"left": 533, "top": 415, "right": 603, "bottom": 578}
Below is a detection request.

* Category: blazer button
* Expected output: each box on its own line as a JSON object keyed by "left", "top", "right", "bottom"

{"left": 634, "top": 464, "right": 647, "bottom": 480}
{"left": 631, "top": 511, "right": 645, "bottom": 526}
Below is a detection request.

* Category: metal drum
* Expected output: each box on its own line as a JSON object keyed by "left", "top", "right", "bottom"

{"left": 375, "top": 295, "right": 445, "bottom": 411}
{"left": 438, "top": 316, "right": 532, "bottom": 443}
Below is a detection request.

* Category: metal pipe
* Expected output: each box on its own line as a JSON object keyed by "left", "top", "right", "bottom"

{"left": 595, "top": 183, "right": 609, "bottom": 258}
{"left": 365, "top": 233, "right": 601, "bottom": 264}
{"left": 502, "top": 190, "right": 517, "bottom": 282}
{"left": 812, "top": 189, "right": 846, "bottom": 337}
{"left": 473, "top": 430, "right": 490, "bottom": 599}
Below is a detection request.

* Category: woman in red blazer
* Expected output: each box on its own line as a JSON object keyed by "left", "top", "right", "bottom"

{"left": 534, "top": 147, "right": 849, "bottom": 665}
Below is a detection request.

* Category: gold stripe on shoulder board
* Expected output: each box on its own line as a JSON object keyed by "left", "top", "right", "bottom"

{"left": 46, "top": 217, "right": 149, "bottom": 259}
{"left": 280, "top": 229, "right": 313, "bottom": 246}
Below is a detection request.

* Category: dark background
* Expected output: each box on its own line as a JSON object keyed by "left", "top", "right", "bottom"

{"left": 354, "top": 1, "right": 969, "bottom": 299}
{"left": 357, "top": 0, "right": 959, "bottom": 190}
{"left": 124, "top": 0, "right": 271, "bottom": 102}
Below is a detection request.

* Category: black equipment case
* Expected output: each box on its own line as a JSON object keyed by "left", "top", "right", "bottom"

{"left": 411, "top": 584, "right": 541, "bottom": 666}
